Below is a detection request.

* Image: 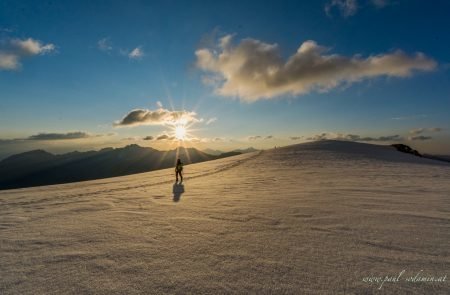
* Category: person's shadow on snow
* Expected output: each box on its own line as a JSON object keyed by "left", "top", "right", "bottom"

{"left": 172, "top": 183, "right": 185, "bottom": 202}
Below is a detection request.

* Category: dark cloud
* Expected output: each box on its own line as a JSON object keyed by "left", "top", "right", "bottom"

{"left": 374, "top": 135, "right": 403, "bottom": 141}
{"left": 290, "top": 136, "right": 303, "bottom": 140}
{"left": 26, "top": 132, "right": 94, "bottom": 140}
{"left": 114, "top": 107, "right": 201, "bottom": 127}
{"left": 196, "top": 35, "right": 436, "bottom": 102}
{"left": 429, "top": 127, "right": 442, "bottom": 132}
{"left": 409, "top": 136, "right": 432, "bottom": 141}
{"left": 156, "top": 134, "right": 175, "bottom": 141}
{"left": 143, "top": 136, "right": 154, "bottom": 140}
{"left": 1, "top": 131, "right": 112, "bottom": 144}
{"left": 409, "top": 127, "right": 442, "bottom": 135}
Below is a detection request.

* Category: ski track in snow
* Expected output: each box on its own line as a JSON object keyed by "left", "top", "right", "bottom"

{"left": 0, "top": 141, "right": 449, "bottom": 294}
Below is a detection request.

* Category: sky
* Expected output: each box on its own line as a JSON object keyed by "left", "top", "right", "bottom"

{"left": 0, "top": 0, "right": 449, "bottom": 158}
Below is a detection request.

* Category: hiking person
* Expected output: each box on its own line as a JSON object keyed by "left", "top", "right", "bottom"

{"left": 175, "top": 158, "right": 183, "bottom": 183}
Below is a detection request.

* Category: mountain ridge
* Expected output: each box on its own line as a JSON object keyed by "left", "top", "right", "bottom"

{"left": 0, "top": 144, "right": 240, "bottom": 190}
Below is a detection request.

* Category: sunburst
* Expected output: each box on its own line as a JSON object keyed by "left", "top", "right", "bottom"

{"left": 174, "top": 125, "right": 187, "bottom": 140}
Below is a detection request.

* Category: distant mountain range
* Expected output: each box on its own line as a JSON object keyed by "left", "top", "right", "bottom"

{"left": 0, "top": 145, "right": 242, "bottom": 190}
{"left": 202, "top": 147, "right": 258, "bottom": 156}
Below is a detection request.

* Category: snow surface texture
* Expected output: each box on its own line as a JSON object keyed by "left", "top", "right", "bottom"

{"left": 1, "top": 140, "right": 449, "bottom": 294}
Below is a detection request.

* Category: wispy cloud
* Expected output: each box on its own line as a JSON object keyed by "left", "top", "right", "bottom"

{"left": 0, "top": 37, "right": 55, "bottom": 70}
{"left": 0, "top": 27, "right": 14, "bottom": 33}
{"left": 409, "top": 127, "right": 442, "bottom": 135}
{"left": 121, "top": 136, "right": 140, "bottom": 141}
{"left": 408, "top": 135, "right": 432, "bottom": 141}
{"left": 248, "top": 136, "right": 262, "bottom": 141}
{"left": 96, "top": 38, "right": 144, "bottom": 60}
{"left": 206, "top": 117, "right": 217, "bottom": 125}
{"left": 114, "top": 107, "right": 201, "bottom": 127}
{"left": 97, "top": 37, "right": 113, "bottom": 52}
{"left": 306, "top": 132, "right": 403, "bottom": 142}
{"left": 25, "top": 131, "right": 107, "bottom": 140}
{"left": 391, "top": 114, "right": 427, "bottom": 120}
{"left": 429, "top": 127, "right": 442, "bottom": 132}
{"left": 325, "top": 0, "right": 392, "bottom": 17}
{"left": 325, "top": 0, "right": 358, "bottom": 17}
{"left": 0, "top": 131, "right": 113, "bottom": 142}
{"left": 290, "top": 136, "right": 303, "bottom": 140}
{"left": 128, "top": 46, "right": 144, "bottom": 59}
{"left": 248, "top": 135, "right": 273, "bottom": 141}
{"left": 407, "top": 127, "right": 442, "bottom": 140}
{"left": 196, "top": 35, "right": 436, "bottom": 102}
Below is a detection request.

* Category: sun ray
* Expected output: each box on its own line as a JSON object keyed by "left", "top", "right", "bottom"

{"left": 175, "top": 125, "right": 186, "bottom": 140}
{"left": 181, "top": 140, "right": 192, "bottom": 164}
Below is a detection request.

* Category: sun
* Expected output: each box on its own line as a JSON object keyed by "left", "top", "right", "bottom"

{"left": 174, "top": 125, "right": 187, "bottom": 140}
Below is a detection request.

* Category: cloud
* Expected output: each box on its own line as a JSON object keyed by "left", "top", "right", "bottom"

{"left": 122, "top": 136, "right": 140, "bottom": 141}
{"left": 156, "top": 101, "right": 163, "bottom": 108}
{"left": 409, "top": 127, "right": 442, "bottom": 135}
{"left": 128, "top": 47, "right": 144, "bottom": 59}
{"left": 97, "top": 37, "right": 112, "bottom": 52}
{"left": 325, "top": 0, "right": 392, "bottom": 17}
{"left": 0, "top": 37, "right": 55, "bottom": 70}
{"left": 206, "top": 117, "right": 217, "bottom": 125}
{"left": 408, "top": 135, "right": 432, "bottom": 141}
{"left": 26, "top": 131, "right": 97, "bottom": 140}
{"left": 0, "top": 27, "right": 14, "bottom": 33}
{"left": 156, "top": 134, "right": 175, "bottom": 141}
{"left": 143, "top": 136, "right": 154, "bottom": 140}
{"left": 391, "top": 114, "right": 427, "bottom": 120}
{"left": 409, "top": 128, "right": 425, "bottom": 135}
{"left": 429, "top": 127, "right": 442, "bottom": 132}
{"left": 325, "top": 0, "right": 358, "bottom": 17}
{"left": 196, "top": 35, "right": 436, "bottom": 102}
{"left": 290, "top": 136, "right": 303, "bottom": 140}
{"left": 306, "top": 132, "right": 403, "bottom": 142}
{"left": 0, "top": 132, "right": 113, "bottom": 143}
{"left": 248, "top": 136, "right": 262, "bottom": 141}
{"left": 248, "top": 135, "right": 273, "bottom": 140}
{"left": 114, "top": 107, "right": 201, "bottom": 127}
{"left": 96, "top": 38, "right": 145, "bottom": 61}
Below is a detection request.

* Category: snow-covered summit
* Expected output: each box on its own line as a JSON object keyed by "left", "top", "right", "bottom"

{"left": 1, "top": 141, "right": 449, "bottom": 294}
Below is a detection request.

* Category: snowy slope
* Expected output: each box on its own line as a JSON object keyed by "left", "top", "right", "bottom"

{"left": 1, "top": 140, "right": 449, "bottom": 294}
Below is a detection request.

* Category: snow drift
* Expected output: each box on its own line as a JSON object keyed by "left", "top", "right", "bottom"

{"left": 1, "top": 140, "right": 449, "bottom": 294}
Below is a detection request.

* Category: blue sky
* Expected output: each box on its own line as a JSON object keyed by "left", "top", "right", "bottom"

{"left": 0, "top": 0, "right": 449, "bottom": 158}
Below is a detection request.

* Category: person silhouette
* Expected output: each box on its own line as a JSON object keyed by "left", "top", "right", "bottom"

{"left": 175, "top": 158, "right": 183, "bottom": 183}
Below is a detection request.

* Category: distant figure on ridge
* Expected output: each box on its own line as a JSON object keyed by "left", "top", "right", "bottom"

{"left": 175, "top": 158, "right": 183, "bottom": 183}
